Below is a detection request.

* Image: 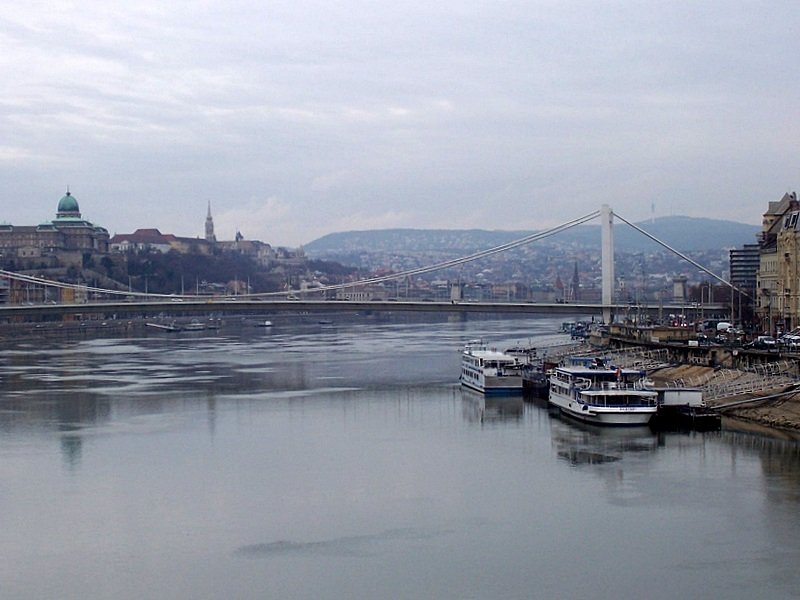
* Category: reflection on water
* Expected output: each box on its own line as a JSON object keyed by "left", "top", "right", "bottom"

{"left": 60, "top": 434, "right": 82, "bottom": 471}
{"left": 234, "top": 527, "right": 447, "bottom": 558}
{"left": 460, "top": 389, "right": 524, "bottom": 423}
{"left": 1, "top": 317, "right": 800, "bottom": 600}
{"left": 550, "top": 417, "right": 658, "bottom": 466}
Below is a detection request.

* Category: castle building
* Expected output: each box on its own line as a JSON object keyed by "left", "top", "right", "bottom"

{"left": 110, "top": 205, "right": 307, "bottom": 272}
{"left": 0, "top": 190, "right": 109, "bottom": 268}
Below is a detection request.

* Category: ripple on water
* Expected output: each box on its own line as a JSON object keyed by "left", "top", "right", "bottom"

{"left": 234, "top": 528, "right": 447, "bottom": 558}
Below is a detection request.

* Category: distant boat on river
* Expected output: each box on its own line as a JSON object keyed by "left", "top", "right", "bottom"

{"left": 145, "top": 321, "right": 181, "bottom": 332}
{"left": 182, "top": 319, "right": 206, "bottom": 331}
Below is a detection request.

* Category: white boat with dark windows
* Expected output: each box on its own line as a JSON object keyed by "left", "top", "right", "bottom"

{"left": 460, "top": 340, "right": 525, "bottom": 395}
{"left": 548, "top": 357, "right": 658, "bottom": 426}
{"left": 182, "top": 319, "right": 206, "bottom": 331}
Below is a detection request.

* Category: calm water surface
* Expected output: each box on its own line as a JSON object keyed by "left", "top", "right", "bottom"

{"left": 1, "top": 315, "right": 799, "bottom": 599}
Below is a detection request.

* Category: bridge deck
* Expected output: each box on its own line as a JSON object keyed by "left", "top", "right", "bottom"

{"left": 0, "top": 299, "right": 731, "bottom": 320}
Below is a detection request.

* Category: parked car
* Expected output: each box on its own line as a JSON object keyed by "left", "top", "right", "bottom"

{"left": 780, "top": 334, "right": 800, "bottom": 351}
{"left": 747, "top": 335, "right": 778, "bottom": 350}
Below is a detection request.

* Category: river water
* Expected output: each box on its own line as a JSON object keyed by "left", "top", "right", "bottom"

{"left": 1, "top": 315, "right": 799, "bottom": 599}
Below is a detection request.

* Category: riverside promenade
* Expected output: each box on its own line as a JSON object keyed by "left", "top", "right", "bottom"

{"left": 598, "top": 332, "right": 800, "bottom": 435}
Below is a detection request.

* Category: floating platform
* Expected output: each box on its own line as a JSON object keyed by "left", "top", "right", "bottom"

{"left": 651, "top": 405, "right": 722, "bottom": 431}
{"left": 651, "top": 387, "right": 721, "bottom": 431}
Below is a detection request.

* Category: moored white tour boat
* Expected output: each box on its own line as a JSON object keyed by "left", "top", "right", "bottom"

{"left": 460, "top": 340, "right": 525, "bottom": 395}
{"left": 548, "top": 357, "right": 658, "bottom": 426}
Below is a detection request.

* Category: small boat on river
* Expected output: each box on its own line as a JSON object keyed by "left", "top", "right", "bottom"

{"left": 145, "top": 321, "right": 181, "bottom": 332}
{"left": 182, "top": 319, "right": 206, "bottom": 331}
{"left": 460, "top": 340, "right": 525, "bottom": 395}
{"left": 548, "top": 357, "right": 658, "bottom": 426}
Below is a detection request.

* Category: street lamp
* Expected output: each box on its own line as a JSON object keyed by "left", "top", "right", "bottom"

{"left": 700, "top": 285, "right": 706, "bottom": 324}
{"left": 767, "top": 289, "right": 773, "bottom": 336}
{"left": 759, "top": 287, "right": 771, "bottom": 335}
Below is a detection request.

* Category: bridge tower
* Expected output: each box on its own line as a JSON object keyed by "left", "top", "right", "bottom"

{"left": 601, "top": 204, "right": 614, "bottom": 323}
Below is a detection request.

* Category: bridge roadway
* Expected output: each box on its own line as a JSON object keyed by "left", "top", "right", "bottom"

{"left": 0, "top": 299, "right": 731, "bottom": 320}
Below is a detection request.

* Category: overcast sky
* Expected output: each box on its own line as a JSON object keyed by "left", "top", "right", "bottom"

{"left": 2, "top": 1, "right": 797, "bottom": 246}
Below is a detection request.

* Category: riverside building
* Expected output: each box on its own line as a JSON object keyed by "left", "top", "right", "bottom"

{"left": 756, "top": 191, "right": 800, "bottom": 334}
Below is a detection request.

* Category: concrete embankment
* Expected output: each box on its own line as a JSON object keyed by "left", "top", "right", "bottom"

{"left": 650, "top": 364, "right": 800, "bottom": 433}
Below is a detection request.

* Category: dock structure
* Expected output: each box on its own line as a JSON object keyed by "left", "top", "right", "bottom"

{"left": 714, "top": 386, "right": 800, "bottom": 411}
{"left": 648, "top": 360, "right": 799, "bottom": 402}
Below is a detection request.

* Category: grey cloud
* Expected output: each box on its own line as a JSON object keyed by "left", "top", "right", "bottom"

{"left": 2, "top": 1, "right": 798, "bottom": 245}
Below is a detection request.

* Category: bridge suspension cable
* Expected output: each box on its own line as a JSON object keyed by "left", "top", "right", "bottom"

{"left": 289, "top": 209, "right": 602, "bottom": 296}
{"left": 1, "top": 208, "right": 742, "bottom": 303}
{"left": 0, "top": 211, "right": 602, "bottom": 299}
{"left": 0, "top": 269, "right": 172, "bottom": 298}
{"left": 612, "top": 211, "right": 752, "bottom": 300}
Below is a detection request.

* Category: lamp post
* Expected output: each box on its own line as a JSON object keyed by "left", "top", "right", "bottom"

{"left": 768, "top": 290, "right": 773, "bottom": 336}
{"left": 738, "top": 288, "right": 742, "bottom": 329}
{"left": 700, "top": 284, "right": 706, "bottom": 325}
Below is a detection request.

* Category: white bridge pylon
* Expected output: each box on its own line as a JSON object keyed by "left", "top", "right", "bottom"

{"left": 601, "top": 205, "right": 744, "bottom": 323}
{"left": 601, "top": 204, "right": 614, "bottom": 324}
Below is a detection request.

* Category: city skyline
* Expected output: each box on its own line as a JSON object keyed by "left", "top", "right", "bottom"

{"left": 3, "top": 2, "right": 797, "bottom": 246}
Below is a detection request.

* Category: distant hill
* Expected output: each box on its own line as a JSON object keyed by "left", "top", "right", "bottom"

{"left": 305, "top": 216, "right": 760, "bottom": 258}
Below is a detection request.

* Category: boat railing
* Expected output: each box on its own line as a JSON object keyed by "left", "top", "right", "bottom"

{"left": 577, "top": 394, "right": 658, "bottom": 408}
{"left": 494, "top": 365, "right": 524, "bottom": 377}
{"left": 577, "top": 379, "right": 650, "bottom": 392}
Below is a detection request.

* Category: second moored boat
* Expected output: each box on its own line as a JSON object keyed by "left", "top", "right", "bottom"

{"left": 548, "top": 357, "right": 658, "bottom": 426}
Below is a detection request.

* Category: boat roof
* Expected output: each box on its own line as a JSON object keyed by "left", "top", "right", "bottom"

{"left": 464, "top": 349, "right": 519, "bottom": 361}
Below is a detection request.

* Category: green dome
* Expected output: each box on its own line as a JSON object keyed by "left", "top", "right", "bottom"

{"left": 57, "top": 190, "right": 81, "bottom": 217}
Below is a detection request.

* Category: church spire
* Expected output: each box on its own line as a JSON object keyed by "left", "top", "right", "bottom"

{"left": 205, "top": 201, "right": 216, "bottom": 243}
{"left": 571, "top": 261, "right": 580, "bottom": 302}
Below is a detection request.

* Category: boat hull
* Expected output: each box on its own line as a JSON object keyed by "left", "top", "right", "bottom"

{"left": 549, "top": 392, "right": 656, "bottom": 426}
{"left": 460, "top": 375, "right": 523, "bottom": 395}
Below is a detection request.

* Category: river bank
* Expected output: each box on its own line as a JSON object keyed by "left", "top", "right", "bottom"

{"left": 650, "top": 364, "right": 800, "bottom": 434}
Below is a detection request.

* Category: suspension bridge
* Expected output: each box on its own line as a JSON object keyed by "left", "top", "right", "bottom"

{"left": 0, "top": 206, "right": 738, "bottom": 323}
